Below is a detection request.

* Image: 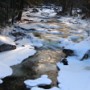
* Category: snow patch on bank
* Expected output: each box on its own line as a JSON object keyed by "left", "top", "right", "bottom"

{"left": 0, "top": 62, "right": 12, "bottom": 84}
{"left": 57, "top": 36, "right": 90, "bottom": 90}
{"left": 0, "top": 33, "right": 37, "bottom": 84}
{"left": 57, "top": 56, "right": 90, "bottom": 90}
{"left": 0, "top": 35, "right": 15, "bottom": 45}
{"left": 24, "top": 75, "right": 52, "bottom": 88}
{"left": 0, "top": 45, "right": 36, "bottom": 66}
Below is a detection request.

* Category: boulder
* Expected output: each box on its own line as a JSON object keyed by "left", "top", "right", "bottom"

{"left": 81, "top": 50, "right": 90, "bottom": 60}
{"left": 31, "top": 8, "right": 39, "bottom": 13}
{"left": 61, "top": 58, "right": 68, "bottom": 65}
{"left": 0, "top": 44, "right": 16, "bottom": 52}
{"left": 11, "top": 32, "right": 25, "bottom": 37}
{"left": 62, "top": 49, "right": 74, "bottom": 57}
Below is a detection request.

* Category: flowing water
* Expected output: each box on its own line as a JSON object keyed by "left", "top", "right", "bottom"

{"left": 0, "top": 6, "right": 88, "bottom": 90}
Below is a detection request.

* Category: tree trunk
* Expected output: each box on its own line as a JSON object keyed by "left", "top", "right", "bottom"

{"left": 16, "top": 0, "right": 24, "bottom": 21}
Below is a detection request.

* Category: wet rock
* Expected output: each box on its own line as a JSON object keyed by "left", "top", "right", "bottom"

{"left": 31, "top": 8, "right": 39, "bottom": 13}
{"left": 26, "top": 15, "right": 31, "bottom": 17}
{"left": 40, "top": 20, "right": 44, "bottom": 22}
{"left": 0, "top": 44, "right": 16, "bottom": 52}
{"left": 38, "top": 85, "right": 51, "bottom": 89}
{"left": 11, "top": 32, "right": 25, "bottom": 37}
{"left": 62, "top": 49, "right": 74, "bottom": 57}
{"left": 81, "top": 50, "right": 90, "bottom": 60}
{"left": 61, "top": 58, "right": 68, "bottom": 65}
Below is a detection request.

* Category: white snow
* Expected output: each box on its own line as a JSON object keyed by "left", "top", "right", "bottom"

{"left": 0, "top": 62, "right": 12, "bottom": 84}
{"left": 59, "top": 36, "right": 90, "bottom": 59}
{"left": 57, "top": 56, "right": 90, "bottom": 90}
{"left": 24, "top": 75, "right": 52, "bottom": 88}
{"left": 0, "top": 45, "right": 36, "bottom": 66}
{"left": 0, "top": 35, "right": 15, "bottom": 45}
{"left": 22, "top": 7, "right": 56, "bottom": 19}
{"left": 18, "top": 23, "right": 60, "bottom": 31}
{"left": 57, "top": 36, "right": 90, "bottom": 90}
{"left": 73, "top": 37, "right": 90, "bottom": 59}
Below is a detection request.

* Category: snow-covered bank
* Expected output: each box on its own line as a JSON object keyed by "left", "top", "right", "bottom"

{"left": 0, "top": 62, "right": 12, "bottom": 84}
{"left": 59, "top": 36, "right": 90, "bottom": 59}
{"left": 24, "top": 75, "right": 52, "bottom": 88}
{"left": 0, "top": 45, "right": 36, "bottom": 66}
{"left": 57, "top": 37, "right": 90, "bottom": 90}
{"left": 57, "top": 56, "right": 90, "bottom": 90}
{"left": 22, "top": 7, "right": 56, "bottom": 19}
{"left": 0, "top": 33, "right": 37, "bottom": 83}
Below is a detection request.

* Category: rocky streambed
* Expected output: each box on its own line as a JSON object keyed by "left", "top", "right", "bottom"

{"left": 0, "top": 47, "right": 65, "bottom": 90}
{"left": 0, "top": 6, "right": 89, "bottom": 90}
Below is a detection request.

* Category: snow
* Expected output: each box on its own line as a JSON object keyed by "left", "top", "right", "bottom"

{"left": 59, "top": 17, "right": 88, "bottom": 27}
{"left": 0, "top": 62, "right": 12, "bottom": 84}
{"left": 59, "top": 36, "right": 90, "bottom": 59}
{"left": 58, "top": 16, "right": 90, "bottom": 39}
{"left": 0, "top": 31, "right": 37, "bottom": 83}
{"left": 0, "top": 46, "right": 36, "bottom": 66}
{"left": 24, "top": 75, "right": 52, "bottom": 88}
{"left": 15, "top": 36, "right": 43, "bottom": 48}
{"left": 73, "top": 37, "right": 90, "bottom": 59}
{"left": 57, "top": 56, "right": 90, "bottom": 90}
{"left": 0, "top": 37, "right": 36, "bottom": 83}
{"left": 22, "top": 7, "right": 56, "bottom": 19}
{"left": 17, "top": 23, "right": 60, "bottom": 33}
{"left": 68, "top": 35, "right": 81, "bottom": 42}
{"left": 57, "top": 36, "right": 90, "bottom": 90}
{"left": 75, "top": 38, "right": 89, "bottom": 58}
{"left": 0, "top": 35, "right": 15, "bottom": 45}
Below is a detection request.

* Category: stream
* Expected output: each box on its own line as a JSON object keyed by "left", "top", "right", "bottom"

{"left": 0, "top": 6, "right": 88, "bottom": 90}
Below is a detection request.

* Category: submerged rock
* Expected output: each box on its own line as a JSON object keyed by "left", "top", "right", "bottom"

{"left": 61, "top": 58, "right": 68, "bottom": 65}
{"left": 62, "top": 49, "right": 74, "bottom": 57}
{"left": 31, "top": 8, "right": 39, "bottom": 13}
{"left": 81, "top": 50, "right": 90, "bottom": 60}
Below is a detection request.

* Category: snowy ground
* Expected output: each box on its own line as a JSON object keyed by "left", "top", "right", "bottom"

{"left": 0, "top": 34, "right": 36, "bottom": 83}
{"left": 0, "top": 6, "right": 90, "bottom": 90}
{"left": 57, "top": 37, "right": 90, "bottom": 90}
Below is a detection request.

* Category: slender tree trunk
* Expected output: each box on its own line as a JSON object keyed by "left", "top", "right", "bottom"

{"left": 11, "top": 0, "right": 15, "bottom": 24}
{"left": 69, "top": 1, "right": 73, "bottom": 16}
{"left": 17, "top": 0, "right": 24, "bottom": 21}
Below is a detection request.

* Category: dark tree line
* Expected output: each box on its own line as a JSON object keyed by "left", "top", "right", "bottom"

{"left": 0, "top": 0, "right": 43, "bottom": 26}
{"left": 0, "top": 0, "right": 90, "bottom": 26}
{"left": 0, "top": 0, "right": 27, "bottom": 25}
{"left": 43, "top": 0, "right": 90, "bottom": 17}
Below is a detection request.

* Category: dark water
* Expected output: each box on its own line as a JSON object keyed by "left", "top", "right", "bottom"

{"left": 0, "top": 47, "right": 63, "bottom": 90}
